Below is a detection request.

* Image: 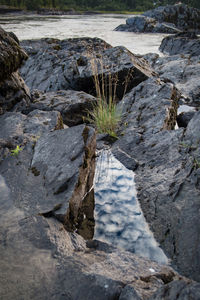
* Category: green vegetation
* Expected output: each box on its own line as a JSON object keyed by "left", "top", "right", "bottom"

{"left": 86, "top": 56, "right": 121, "bottom": 138}
{"left": 0, "top": 0, "right": 199, "bottom": 12}
{"left": 10, "top": 145, "right": 22, "bottom": 156}
{"left": 87, "top": 98, "right": 121, "bottom": 138}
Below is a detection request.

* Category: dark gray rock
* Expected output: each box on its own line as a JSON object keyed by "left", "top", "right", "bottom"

{"left": 21, "top": 89, "right": 97, "bottom": 126}
{"left": 0, "top": 71, "right": 30, "bottom": 114}
{"left": 112, "top": 77, "right": 200, "bottom": 282}
{"left": 0, "top": 112, "right": 96, "bottom": 235}
{"left": 119, "top": 285, "right": 141, "bottom": 300}
{"left": 149, "top": 280, "right": 200, "bottom": 299}
{"left": 0, "top": 108, "right": 187, "bottom": 300}
{"left": 115, "top": 15, "right": 179, "bottom": 33}
{"left": 0, "top": 26, "right": 27, "bottom": 81}
{"left": 0, "top": 26, "right": 30, "bottom": 114}
{"left": 159, "top": 32, "right": 200, "bottom": 56}
{"left": 115, "top": 4, "right": 200, "bottom": 34}
{"left": 143, "top": 4, "right": 200, "bottom": 32}
{"left": 150, "top": 54, "right": 200, "bottom": 106}
{"left": 20, "top": 38, "right": 155, "bottom": 99}
{"left": 177, "top": 111, "right": 196, "bottom": 128}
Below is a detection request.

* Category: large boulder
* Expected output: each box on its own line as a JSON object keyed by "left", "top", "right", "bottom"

{"left": 0, "top": 112, "right": 96, "bottom": 234}
{"left": 115, "top": 15, "right": 180, "bottom": 34}
{"left": 143, "top": 4, "right": 200, "bottom": 32}
{"left": 0, "top": 26, "right": 30, "bottom": 113}
{"left": 112, "top": 78, "right": 200, "bottom": 282}
{"left": 20, "top": 38, "right": 155, "bottom": 99}
{"left": 21, "top": 89, "right": 97, "bottom": 126}
{"left": 115, "top": 4, "right": 200, "bottom": 34}
{"left": 159, "top": 31, "right": 200, "bottom": 56}
{"left": 149, "top": 54, "right": 200, "bottom": 106}
{"left": 0, "top": 26, "right": 27, "bottom": 81}
{"left": 1, "top": 101, "right": 198, "bottom": 300}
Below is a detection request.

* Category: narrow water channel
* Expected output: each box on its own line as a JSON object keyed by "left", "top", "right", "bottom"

{"left": 94, "top": 150, "right": 168, "bottom": 265}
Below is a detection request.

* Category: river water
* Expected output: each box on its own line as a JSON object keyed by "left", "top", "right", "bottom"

{"left": 0, "top": 13, "right": 166, "bottom": 55}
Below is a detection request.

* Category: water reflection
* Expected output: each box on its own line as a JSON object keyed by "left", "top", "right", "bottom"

{"left": 94, "top": 150, "right": 168, "bottom": 264}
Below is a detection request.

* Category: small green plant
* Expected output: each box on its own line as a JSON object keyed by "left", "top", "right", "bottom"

{"left": 87, "top": 98, "right": 121, "bottom": 138}
{"left": 10, "top": 145, "right": 22, "bottom": 156}
{"left": 86, "top": 54, "right": 126, "bottom": 138}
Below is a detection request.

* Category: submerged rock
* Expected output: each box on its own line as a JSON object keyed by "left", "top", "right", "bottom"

{"left": 20, "top": 38, "right": 155, "bottom": 99}
{"left": 159, "top": 31, "right": 200, "bottom": 56}
{"left": 113, "top": 77, "right": 200, "bottom": 282}
{"left": 115, "top": 4, "right": 200, "bottom": 34}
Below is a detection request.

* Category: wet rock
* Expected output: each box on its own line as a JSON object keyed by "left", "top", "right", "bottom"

{"left": 159, "top": 32, "right": 200, "bottom": 56}
{"left": 20, "top": 38, "right": 155, "bottom": 99}
{"left": 112, "top": 77, "right": 200, "bottom": 281}
{"left": 21, "top": 89, "right": 97, "bottom": 126}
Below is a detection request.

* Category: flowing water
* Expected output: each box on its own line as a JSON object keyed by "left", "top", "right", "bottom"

{"left": 94, "top": 150, "right": 168, "bottom": 264}
{"left": 0, "top": 13, "right": 167, "bottom": 55}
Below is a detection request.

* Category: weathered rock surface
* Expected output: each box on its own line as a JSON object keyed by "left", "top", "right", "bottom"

{"left": 113, "top": 78, "right": 200, "bottom": 282}
{"left": 0, "top": 26, "right": 30, "bottom": 113}
{"left": 115, "top": 15, "right": 180, "bottom": 34}
{"left": 1, "top": 108, "right": 198, "bottom": 300}
{"left": 146, "top": 53, "right": 200, "bottom": 106}
{"left": 143, "top": 4, "right": 200, "bottom": 32}
{"left": 0, "top": 26, "right": 27, "bottom": 81}
{"left": 115, "top": 4, "right": 200, "bottom": 33}
{"left": 20, "top": 38, "right": 154, "bottom": 99}
{"left": 21, "top": 89, "right": 97, "bottom": 126}
{"left": 0, "top": 112, "right": 96, "bottom": 233}
{"left": 149, "top": 280, "right": 200, "bottom": 299}
{"left": 159, "top": 31, "right": 200, "bottom": 56}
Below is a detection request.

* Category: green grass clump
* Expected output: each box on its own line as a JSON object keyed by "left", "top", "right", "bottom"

{"left": 88, "top": 97, "right": 121, "bottom": 138}
{"left": 86, "top": 55, "right": 122, "bottom": 138}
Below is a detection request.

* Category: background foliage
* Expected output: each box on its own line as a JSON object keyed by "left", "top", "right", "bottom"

{"left": 0, "top": 0, "right": 199, "bottom": 12}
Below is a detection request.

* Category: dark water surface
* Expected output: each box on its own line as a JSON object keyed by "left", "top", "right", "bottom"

{"left": 94, "top": 150, "right": 168, "bottom": 264}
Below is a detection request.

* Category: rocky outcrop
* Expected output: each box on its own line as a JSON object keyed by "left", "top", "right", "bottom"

{"left": 159, "top": 31, "right": 200, "bottom": 56}
{"left": 146, "top": 53, "right": 200, "bottom": 105}
{"left": 115, "top": 15, "right": 180, "bottom": 34}
{"left": 21, "top": 89, "right": 97, "bottom": 126}
{"left": 0, "top": 26, "right": 30, "bottom": 113}
{"left": 20, "top": 38, "right": 155, "bottom": 99}
{"left": 112, "top": 77, "right": 200, "bottom": 282}
{"left": 115, "top": 4, "right": 200, "bottom": 33}
{"left": 1, "top": 97, "right": 198, "bottom": 300}
{"left": 143, "top": 4, "right": 200, "bottom": 32}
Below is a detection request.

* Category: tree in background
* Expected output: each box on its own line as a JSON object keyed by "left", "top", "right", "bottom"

{"left": 0, "top": 0, "right": 199, "bottom": 11}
